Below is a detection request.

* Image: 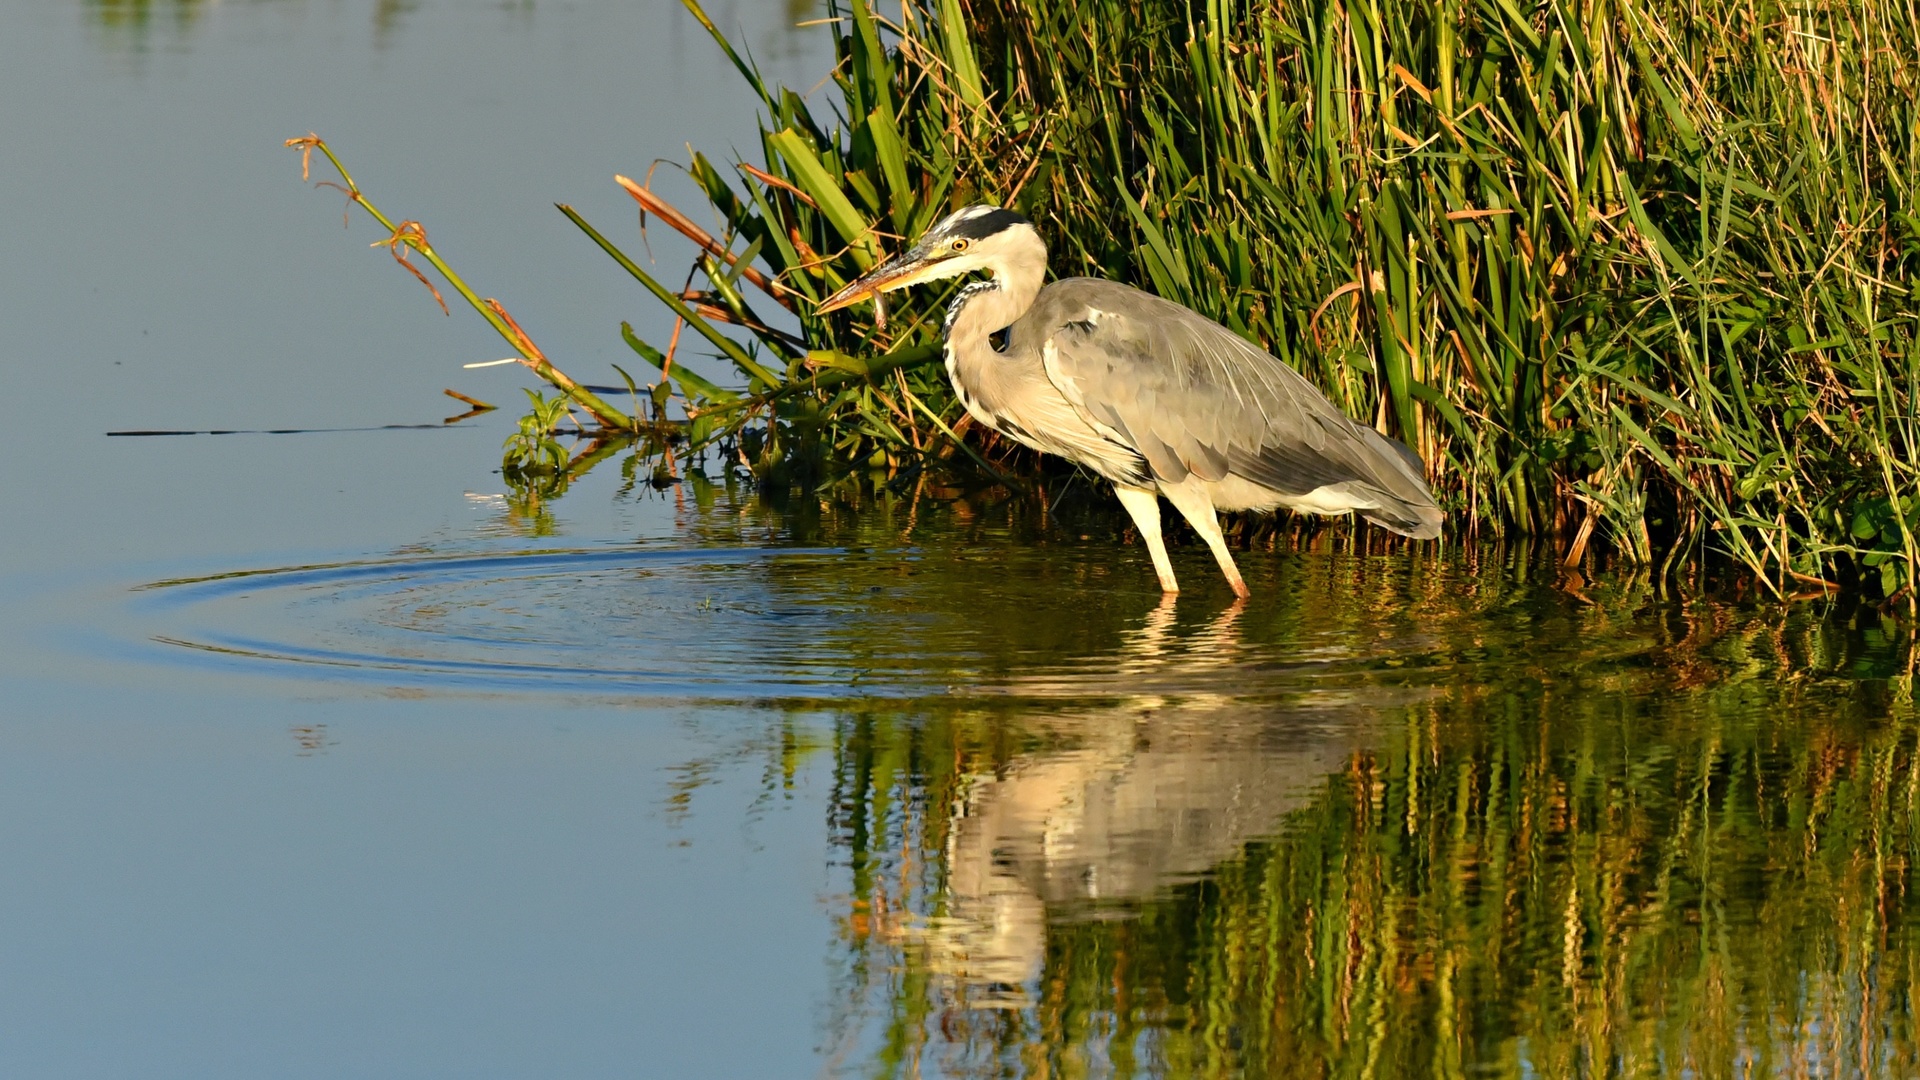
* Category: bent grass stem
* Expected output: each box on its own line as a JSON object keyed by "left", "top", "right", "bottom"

{"left": 285, "top": 134, "right": 637, "bottom": 432}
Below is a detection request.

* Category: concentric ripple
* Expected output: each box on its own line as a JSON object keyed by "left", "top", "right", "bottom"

{"left": 122, "top": 540, "right": 1678, "bottom": 701}
{"left": 124, "top": 543, "right": 1407, "bottom": 700}
{"left": 129, "top": 546, "right": 901, "bottom": 697}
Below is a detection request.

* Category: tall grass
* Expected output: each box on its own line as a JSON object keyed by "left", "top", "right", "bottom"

{"left": 601, "top": 0, "right": 1917, "bottom": 606}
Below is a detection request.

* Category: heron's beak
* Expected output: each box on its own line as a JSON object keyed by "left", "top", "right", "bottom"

{"left": 814, "top": 247, "right": 944, "bottom": 315}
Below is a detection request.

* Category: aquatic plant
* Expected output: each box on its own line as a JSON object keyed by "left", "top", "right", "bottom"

{"left": 287, "top": 0, "right": 1919, "bottom": 608}
{"left": 595, "top": 0, "right": 1917, "bottom": 609}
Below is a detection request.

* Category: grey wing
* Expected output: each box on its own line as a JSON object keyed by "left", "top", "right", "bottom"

{"left": 1028, "top": 279, "right": 1442, "bottom": 539}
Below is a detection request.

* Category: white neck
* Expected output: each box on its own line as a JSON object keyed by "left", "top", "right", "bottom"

{"left": 943, "top": 227, "right": 1046, "bottom": 357}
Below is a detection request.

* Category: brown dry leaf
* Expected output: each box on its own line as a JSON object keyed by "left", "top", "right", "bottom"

{"left": 371, "top": 221, "right": 448, "bottom": 315}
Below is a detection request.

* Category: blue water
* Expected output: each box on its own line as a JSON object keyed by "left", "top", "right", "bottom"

{"left": 0, "top": 4, "right": 846, "bottom": 1076}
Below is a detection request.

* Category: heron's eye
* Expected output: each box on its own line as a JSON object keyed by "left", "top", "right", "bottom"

{"left": 950, "top": 238, "right": 971, "bottom": 253}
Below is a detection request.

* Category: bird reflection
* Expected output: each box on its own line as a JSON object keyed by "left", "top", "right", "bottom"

{"left": 921, "top": 599, "right": 1379, "bottom": 1003}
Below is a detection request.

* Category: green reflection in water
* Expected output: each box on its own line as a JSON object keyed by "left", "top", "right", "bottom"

{"left": 81, "top": 0, "right": 818, "bottom": 53}
{"left": 752, "top": 538, "right": 1919, "bottom": 1078}
{"left": 85, "top": 0, "right": 209, "bottom": 48}
{"left": 80, "top": 0, "right": 454, "bottom": 51}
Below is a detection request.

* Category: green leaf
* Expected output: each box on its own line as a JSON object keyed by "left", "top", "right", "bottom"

{"left": 936, "top": 0, "right": 984, "bottom": 112}
{"left": 849, "top": 0, "right": 891, "bottom": 120}
{"left": 1629, "top": 36, "right": 1701, "bottom": 153}
{"left": 768, "top": 129, "right": 878, "bottom": 268}
{"left": 1853, "top": 507, "right": 1880, "bottom": 541}
{"left": 867, "top": 106, "right": 911, "bottom": 225}
{"left": 621, "top": 322, "right": 736, "bottom": 402}
{"left": 1619, "top": 174, "right": 1702, "bottom": 287}
{"left": 806, "top": 349, "right": 878, "bottom": 376}
{"left": 1116, "top": 181, "right": 1191, "bottom": 294}
{"left": 722, "top": 235, "right": 764, "bottom": 288}
{"left": 1406, "top": 379, "right": 1467, "bottom": 438}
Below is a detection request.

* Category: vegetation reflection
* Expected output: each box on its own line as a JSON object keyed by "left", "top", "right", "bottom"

{"left": 784, "top": 563, "right": 1920, "bottom": 1077}
{"left": 593, "top": 481, "right": 1920, "bottom": 1076}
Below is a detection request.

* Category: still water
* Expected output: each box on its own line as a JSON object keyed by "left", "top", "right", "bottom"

{"left": 1, "top": 2, "right": 1916, "bottom": 1078}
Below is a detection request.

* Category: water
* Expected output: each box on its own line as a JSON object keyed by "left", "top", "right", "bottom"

{"left": 2, "top": 3, "right": 1916, "bottom": 1077}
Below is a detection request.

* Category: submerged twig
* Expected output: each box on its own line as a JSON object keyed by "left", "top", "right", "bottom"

{"left": 442, "top": 388, "right": 496, "bottom": 411}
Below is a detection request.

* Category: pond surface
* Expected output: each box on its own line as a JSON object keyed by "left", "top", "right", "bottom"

{"left": 2, "top": 3, "right": 1917, "bottom": 1078}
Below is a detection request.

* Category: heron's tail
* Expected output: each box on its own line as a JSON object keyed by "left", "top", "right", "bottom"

{"left": 1360, "top": 496, "right": 1444, "bottom": 540}
{"left": 1353, "top": 429, "right": 1444, "bottom": 539}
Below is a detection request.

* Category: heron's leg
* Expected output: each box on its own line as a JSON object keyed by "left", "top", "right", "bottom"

{"left": 1112, "top": 485, "right": 1179, "bottom": 594}
{"left": 1159, "top": 479, "right": 1250, "bottom": 599}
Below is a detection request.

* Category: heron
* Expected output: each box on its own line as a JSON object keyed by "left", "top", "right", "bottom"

{"left": 817, "top": 205, "right": 1443, "bottom": 598}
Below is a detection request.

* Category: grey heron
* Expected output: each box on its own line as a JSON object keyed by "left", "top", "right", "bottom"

{"left": 818, "top": 205, "right": 1443, "bottom": 598}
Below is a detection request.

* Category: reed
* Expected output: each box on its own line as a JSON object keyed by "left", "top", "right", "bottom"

{"left": 603, "top": 0, "right": 1917, "bottom": 607}
{"left": 287, "top": 0, "right": 1918, "bottom": 604}
{"left": 285, "top": 135, "right": 644, "bottom": 434}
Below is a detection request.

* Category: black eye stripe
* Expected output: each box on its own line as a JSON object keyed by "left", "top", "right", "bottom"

{"left": 946, "top": 207, "right": 1029, "bottom": 241}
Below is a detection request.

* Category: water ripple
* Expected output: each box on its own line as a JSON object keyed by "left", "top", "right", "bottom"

{"left": 121, "top": 541, "right": 1699, "bottom": 701}
{"left": 129, "top": 546, "right": 880, "bottom": 697}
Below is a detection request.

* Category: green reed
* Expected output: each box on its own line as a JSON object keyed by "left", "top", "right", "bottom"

{"left": 596, "top": 0, "right": 1917, "bottom": 607}
{"left": 284, "top": 0, "right": 1918, "bottom": 604}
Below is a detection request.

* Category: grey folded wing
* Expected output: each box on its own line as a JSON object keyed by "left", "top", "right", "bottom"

{"left": 1029, "top": 278, "right": 1442, "bottom": 538}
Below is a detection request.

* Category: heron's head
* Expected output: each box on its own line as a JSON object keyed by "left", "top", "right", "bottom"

{"left": 816, "top": 205, "right": 1041, "bottom": 315}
